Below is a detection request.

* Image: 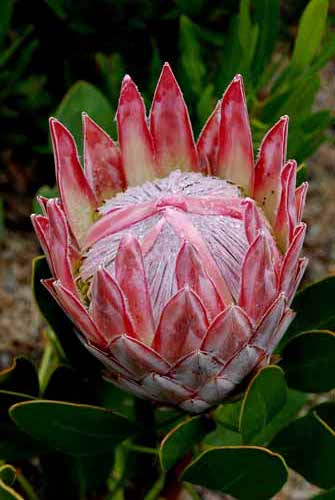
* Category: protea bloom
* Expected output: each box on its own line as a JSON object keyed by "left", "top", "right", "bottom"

{"left": 31, "top": 64, "right": 308, "bottom": 413}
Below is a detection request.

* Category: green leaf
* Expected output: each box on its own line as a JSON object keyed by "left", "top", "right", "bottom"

{"left": 238, "top": 0, "right": 252, "bottom": 52}
{"left": 179, "top": 16, "right": 205, "bottom": 99}
{"left": 32, "top": 256, "right": 100, "bottom": 373}
{"left": 214, "top": 400, "right": 242, "bottom": 432}
{"left": 46, "top": 0, "right": 66, "bottom": 18}
{"left": 196, "top": 83, "right": 214, "bottom": 130}
{"left": 0, "top": 25, "right": 32, "bottom": 69}
{"left": 0, "top": 39, "right": 39, "bottom": 100}
{"left": 181, "top": 446, "right": 288, "bottom": 500}
{"left": 55, "top": 81, "right": 115, "bottom": 155}
{"left": 193, "top": 25, "right": 225, "bottom": 47}
{"left": 10, "top": 400, "right": 137, "bottom": 456}
{"left": 310, "top": 33, "right": 335, "bottom": 72}
{"left": 175, "top": 0, "right": 205, "bottom": 17}
{"left": 0, "top": 357, "right": 39, "bottom": 397}
{"left": 262, "top": 74, "right": 320, "bottom": 124}
{"left": 32, "top": 185, "right": 58, "bottom": 215}
{"left": 0, "top": 391, "right": 35, "bottom": 422}
{"left": 280, "top": 331, "right": 335, "bottom": 393}
{"left": 148, "top": 41, "right": 162, "bottom": 98}
{"left": 159, "top": 416, "right": 214, "bottom": 471}
{"left": 216, "top": 16, "right": 242, "bottom": 91}
{"left": 291, "top": 0, "right": 329, "bottom": 70}
{"left": 95, "top": 380, "right": 135, "bottom": 421}
{"left": 288, "top": 110, "right": 332, "bottom": 163}
{"left": 249, "top": 389, "right": 307, "bottom": 446}
{"left": 239, "top": 366, "right": 287, "bottom": 444}
{"left": 154, "top": 407, "right": 184, "bottom": 434}
{"left": 271, "top": 412, "right": 335, "bottom": 488}
{"left": 237, "top": 0, "right": 259, "bottom": 76}
{"left": 0, "top": 480, "right": 24, "bottom": 500}
{"left": 203, "top": 426, "right": 243, "bottom": 447}
{"left": 0, "top": 465, "right": 16, "bottom": 486}
{"left": 296, "top": 163, "right": 308, "bottom": 185}
{"left": 282, "top": 277, "right": 335, "bottom": 344}
{"left": 252, "top": 0, "right": 280, "bottom": 80}
{"left": 96, "top": 52, "right": 124, "bottom": 113}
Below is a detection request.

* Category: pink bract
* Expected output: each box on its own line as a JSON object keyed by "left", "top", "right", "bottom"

{"left": 32, "top": 64, "right": 308, "bottom": 413}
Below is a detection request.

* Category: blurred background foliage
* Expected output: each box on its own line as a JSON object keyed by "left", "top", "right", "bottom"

{"left": 0, "top": 0, "right": 334, "bottom": 225}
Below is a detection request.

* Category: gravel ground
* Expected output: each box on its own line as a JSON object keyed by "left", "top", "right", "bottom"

{"left": 0, "top": 231, "right": 42, "bottom": 365}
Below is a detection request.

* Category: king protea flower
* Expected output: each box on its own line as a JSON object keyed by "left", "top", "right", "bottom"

{"left": 32, "top": 64, "right": 308, "bottom": 413}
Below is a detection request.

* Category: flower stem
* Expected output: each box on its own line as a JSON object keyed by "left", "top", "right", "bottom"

{"left": 144, "top": 473, "right": 166, "bottom": 500}
{"left": 38, "top": 339, "right": 54, "bottom": 393}
{"left": 122, "top": 443, "right": 158, "bottom": 455}
{"left": 16, "top": 472, "right": 39, "bottom": 500}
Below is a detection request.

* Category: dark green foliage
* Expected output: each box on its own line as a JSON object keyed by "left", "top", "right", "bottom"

{"left": 239, "top": 366, "right": 287, "bottom": 444}
{"left": 159, "top": 415, "right": 214, "bottom": 471}
{"left": 181, "top": 446, "right": 288, "bottom": 500}
{"left": 280, "top": 331, "right": 335, "bottom": 392}
{"left": 270, "top": 408, "right": 335, "bottom": 489}
{"left": 282, "top": 276, "right": 335, "bottom": 344}
{"left": 10, "top": 400, "right": 137, "bottom": 456}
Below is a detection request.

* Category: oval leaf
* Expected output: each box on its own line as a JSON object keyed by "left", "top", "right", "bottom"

{"left": 181, "top": 446, "right": 288, "bottom": 500}
{"left": 291, "top": 0, "right": 329, "bottom": 69}
{"left": 280, "top": 331, "right": 335, "bottom": 393}
{"left": 204, "top": 427, "right": 243, "bottom": 447}
{"left": 283, "top": 277, "right": 335, "bottom": 344}
{"left": 10, "top": 400, "right": 137, "bottom": 456}
{"left": 0, "top": 391, "right": 35, "bottom": 422}
{"left": 159, "top": 415, "right": 214, "bottom": 471}
{"left": 0, "top": 480, "right": 24, "bottom": 500}
{"left": 55, "top": 80, "right": 114, "bottom": 154}
{"left": 239, "top": 365, "right": 287, "bottom": 444}
{"left": 271, "top": 412, "right": 335, "bottom": 488}
{"left": 0, "top": 465, "right": 16, "bottom": 486}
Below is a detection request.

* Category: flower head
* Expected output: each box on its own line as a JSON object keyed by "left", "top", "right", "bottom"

{"left": 32, "top": 64, "right": 308, "bottom": 413}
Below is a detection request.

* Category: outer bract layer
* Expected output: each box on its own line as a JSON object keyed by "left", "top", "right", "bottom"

{"left": 31, "top": 64, "right": 308, "bottom": 413}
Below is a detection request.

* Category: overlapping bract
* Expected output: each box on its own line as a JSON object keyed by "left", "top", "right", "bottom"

{"left": 31, "top": 64, "right": 308, "bottom": 413}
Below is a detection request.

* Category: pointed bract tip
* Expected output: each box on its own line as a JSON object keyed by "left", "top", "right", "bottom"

{"left": 121, "top": 74, "right": 132, "bottom": 88}
{"left": 158, "top": 62, "right": 178, "bottom": 87}
{"left": 285, "top": 159, "right": 297, "bottom": 171}
{"left": 222, "top": 74, "right": 246, "bottom": 104}
{"left": 280, "top": 115, "right": 289, "bottom": 123}
{"left": 118, "top": 76, "right": 141, "bottom": 105}
{"left": 49, "top": 117, "right": 73, "bottom": 137}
